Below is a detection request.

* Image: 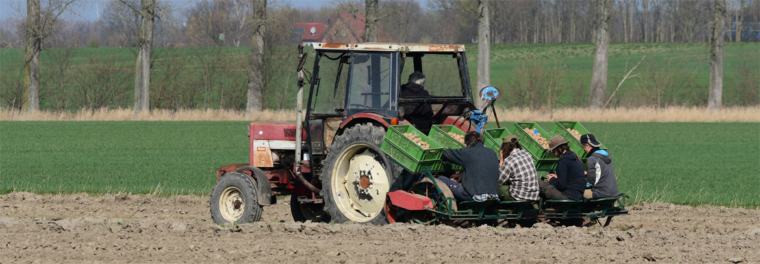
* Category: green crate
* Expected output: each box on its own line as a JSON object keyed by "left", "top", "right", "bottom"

{"left": 428, "top": 125, "right": 466, "bottom": 149}
{"left": 550, "top": 122, "right": 585, "bottom": 160}
{"left": 554, "top": 121, "right": 607, "bottom": 149}
{"left": 483, "top": 128, "right": 511, "bottom": 156}
{"left": 381, "top": 140, "right": 441, "bottom": 173}
{"left": 552, "top": 121, "right": 607, "bottom": 160}
{"left": 511, "top": 122, "right": 557, "bottom": 160}
{"left": 520, "top": 150, "right": 558, "bottom": 171}
{"left": 385, "top": 125, "right": 444, "bottom": 161}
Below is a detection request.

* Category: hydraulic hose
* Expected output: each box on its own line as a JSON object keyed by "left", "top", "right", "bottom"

{"left": 289, "top": 167, "right": 321, "bottom": 194}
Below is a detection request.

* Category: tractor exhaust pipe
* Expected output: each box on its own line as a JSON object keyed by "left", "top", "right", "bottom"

{"left": 295, "top": 45, "right": 305, "bottom": 175}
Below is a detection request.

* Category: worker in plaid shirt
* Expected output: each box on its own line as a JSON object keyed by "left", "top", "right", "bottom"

{"left": 498, "top": 135, "right": 540, "bottom": 201}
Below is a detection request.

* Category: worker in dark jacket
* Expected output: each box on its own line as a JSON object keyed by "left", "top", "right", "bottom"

{"left": 581, "top": 134, "right": 619, "bottom": 199}
{"left": 399, "top": 72, "right": 434, "bottom": 118}
{"left": 438, "top": 132, "right": 500, "bottom": 202}
{"left": 538, "top": 136, "right": 585, "bottom": 200}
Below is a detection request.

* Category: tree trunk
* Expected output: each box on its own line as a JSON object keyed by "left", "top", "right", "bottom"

{"left": 570, "top": 1, "right": 576, "bottom": 43}
{"left": 737, "top": 0, "right": 743, "bottom": 42}
{"left": 133, "top": 0, "right": 155, "bottom": 113}
{"left": 589, "top": 0, "right": 611, "bottom": 109}
{"left": 628, "top": 0, "right": 634, "bottom": 42}
{"left": 247, "top": 0, "right": 266, "bottom": 113}
{"left": 670, "top": 4, "right": 675, "bottom": 42}
{"left": 475, "top": 0, "right": 490, "bottom": 110}
{"left": 708, "top": 0, "right": 726, "bottom": 111}
{"left": 364, "top": 0, "right": 378, "bottom": 42}
{"left": 623, "top": 1, "right": 628, "bottom": 43}
{"left": 643, "top": 0, "right": 649, "bottom": 42}
{"left": 23, "top": 0, "right": 41, "bottom": 113}
{"left": 534, "top": 0, "right": 539, "bottom": 43}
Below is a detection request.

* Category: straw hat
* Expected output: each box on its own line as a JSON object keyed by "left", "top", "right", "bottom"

{"left": 548, "top": 136, "right": 567, "bottom": 151}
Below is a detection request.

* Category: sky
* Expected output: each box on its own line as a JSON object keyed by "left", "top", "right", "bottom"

{"left": 0, "top": 0, "right": 432, "bottom": 22}
{"left": 0, "top": 0, "right": 333, "bottom": 21}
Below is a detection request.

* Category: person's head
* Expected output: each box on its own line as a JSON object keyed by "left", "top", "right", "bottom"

{"left": 408, "top": 71, "right": 426, "bottom": 86}
{"left": 464, "top": 131, "right": 483, "bottom": 147}
{"left": 500, "top": 135, "right": 521, "bottom": 158}
{"left": 580, "top": 134, "right": 601, "bottom": 154}
{"left": 548, "top": 136, "right": 569, "bottom": 157}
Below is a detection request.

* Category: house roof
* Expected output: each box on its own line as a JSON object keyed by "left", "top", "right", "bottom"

{"left": 332, "top": 12, "right": 393, "bottom": 42}
{"left": 293, "top": 22, "right": 327, "bottom": 42}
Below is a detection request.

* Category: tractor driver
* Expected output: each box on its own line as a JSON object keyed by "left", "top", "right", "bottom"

{"left": 437, "top": 132, "right": 500, "bottom": 202}
{"left": 400, "top": 71, "right": 434, "bottom": 119}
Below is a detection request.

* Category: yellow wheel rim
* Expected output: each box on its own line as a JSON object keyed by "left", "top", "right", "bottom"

{"left": 219, "top": 186, "right": 245, "bottom": 222}
{"left": 330, "top": 143, "right": 389, "bottom": 222}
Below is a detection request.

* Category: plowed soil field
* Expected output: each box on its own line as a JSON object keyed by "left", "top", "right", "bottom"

{"left": 1, "top": 192, "right": 758, "bottom": 263}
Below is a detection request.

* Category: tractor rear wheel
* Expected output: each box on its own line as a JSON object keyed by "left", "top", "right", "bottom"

{"left": 210, "top": 172, "right": 263, "bottom": 224}
{"left": 320, "top": 123, "right": 401, "bottom": 224}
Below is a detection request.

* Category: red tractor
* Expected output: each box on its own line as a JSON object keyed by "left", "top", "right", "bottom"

{"left": 210, "top": 43, "right": 479, "bottom": 225}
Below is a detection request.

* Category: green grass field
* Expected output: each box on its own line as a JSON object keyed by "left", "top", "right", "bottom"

{"left": 1, "top": 121, "right": 758, "bottom": 207}
{"left": 1, "top": 42, "right": 757, "bottom": 110}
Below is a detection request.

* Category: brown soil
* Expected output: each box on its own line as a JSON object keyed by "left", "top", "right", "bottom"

{"left": 1, "top": 192, "right": 758, "bottom": 263}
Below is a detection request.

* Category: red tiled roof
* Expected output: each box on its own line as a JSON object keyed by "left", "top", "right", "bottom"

{"left": 334, "top": 13, "right": 393, "bottom": 42}
{"left": 294, "top": 22, "right": 326, "bottom": 42}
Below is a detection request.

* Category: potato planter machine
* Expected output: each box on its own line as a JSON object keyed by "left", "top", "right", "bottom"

{"left": 209, "top": 42, "right": 628, "bottom": 226}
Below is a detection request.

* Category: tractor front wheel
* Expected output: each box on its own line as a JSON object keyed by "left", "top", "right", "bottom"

{"left": 320, "top": 123, "right": 401, "bottom": 224}
{"left": 210, "top": 172, "right": 263, "bottom": 224}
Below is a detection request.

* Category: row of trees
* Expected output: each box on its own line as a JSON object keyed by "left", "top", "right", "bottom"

{"left": 4, "top": 0, "right": 758, "bottom": 49}
{"left": 1, "top": 0, "right": 757, "bottom": 113}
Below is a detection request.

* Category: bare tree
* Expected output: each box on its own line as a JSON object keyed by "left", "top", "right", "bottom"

{"left": 589, "top": 0, "right": 611, "bottom": 109}
{"left": 247, "top": 0, "right": 265, "bottom": 113}
{"left": 364, "top": 0, "right": 378, "bottom": 42}
{"left": 628, "top": 0, "right": 634, "bottom": 42}
{"left": 101, "top": 0, "right": 140, "bottom": 47}
{"left": 382, "top": 0, "right": 421, "bottom": 43}
{"left": 708, "top": 0, "right": 726, "bottom": 110}
{"left": 119, "top": 0, "right": 155, "bottom": 113}
{"left": 72, "top": 53, "right": 132, "bottom": 110}
{"left": 475, "top": 0, "right": 489, "bottom": 109}
{"left": 22, "top": 0, "right": 75, "bottom": 113}
{"left": 737, "top": 0, "right": 745, "bottom": 42}
{"left": 23, "top": 0, "right": 41, "bottom": 113}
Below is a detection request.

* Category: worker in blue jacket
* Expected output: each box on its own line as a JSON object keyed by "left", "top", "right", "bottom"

{"left": 538, "top": 136, "right": 585, "bottom": 200}
{"left": 581, "top": 134, "right": 619, "bottom": 199}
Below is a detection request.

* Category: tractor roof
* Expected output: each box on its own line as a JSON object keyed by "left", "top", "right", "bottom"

{"left": 309, "top": 42, "right": 466, "bottom": 53}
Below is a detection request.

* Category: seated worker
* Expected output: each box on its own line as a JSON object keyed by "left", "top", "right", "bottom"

{"left": 437, "top": 132, "right": 500, "bottom": 202}
{"left": 581, "top": 134, "right": 619, "bottom": 199}
{"left": 399, "top": 71, "right": 434, "bottom": 119}
{"left": 497, "top": 135, "right": 540, "bottom": 201}
{"left": 538, "top": 136, "right": 585, "bottom": 200}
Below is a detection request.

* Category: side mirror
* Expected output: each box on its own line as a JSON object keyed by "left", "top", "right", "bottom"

{"left": 296, "top": 53, "right": 309, "bottom": 72}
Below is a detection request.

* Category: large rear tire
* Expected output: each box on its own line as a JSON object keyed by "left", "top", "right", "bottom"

{"left": 320, "top": 123, "right": 401, "bottom": 224}
{"left": 210, "top": 172, "right": 263, "bottom": 224}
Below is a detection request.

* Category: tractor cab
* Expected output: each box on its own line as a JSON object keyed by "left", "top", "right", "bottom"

{"left": 295, "top": 43, "right": 478, "bottom": 224}
{"left": 304, "top": 43, "right": 476, "bottom": 165}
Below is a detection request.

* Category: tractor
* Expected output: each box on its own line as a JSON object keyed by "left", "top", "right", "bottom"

{"left": 209, "top": 43, "right": 482, "bottom": 225}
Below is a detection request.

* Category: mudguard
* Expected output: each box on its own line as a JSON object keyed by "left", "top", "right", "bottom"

{"left": 236, "top": 166, "right": 273, "bottom": 206}
{"left": 387, "top": 190, "right": 433, "bottom": 211}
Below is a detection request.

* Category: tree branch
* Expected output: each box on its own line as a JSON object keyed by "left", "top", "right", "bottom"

{"left": 118, "top": 0, "right": 144, "bottom": 17}
{"left": 603, "top": 55, "right": 645, "bottom": 109}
